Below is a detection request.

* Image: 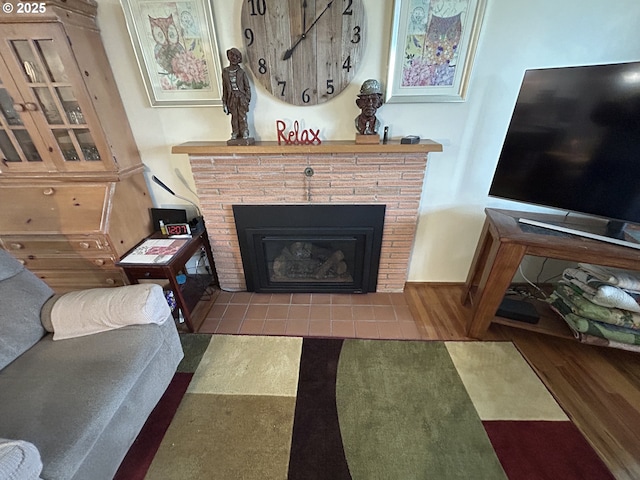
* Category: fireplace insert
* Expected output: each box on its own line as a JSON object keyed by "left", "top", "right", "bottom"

{"left": 233, "top": 205, "right": 385, "bottom": 293}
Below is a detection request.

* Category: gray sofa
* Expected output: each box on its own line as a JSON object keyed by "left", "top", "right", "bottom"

{"left": 0, "top": 249, "right": 184, "bottom": 479}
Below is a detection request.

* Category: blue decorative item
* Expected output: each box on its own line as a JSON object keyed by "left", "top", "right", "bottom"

{"left": 164, "top": 290, "right": 177, "bottom": 312}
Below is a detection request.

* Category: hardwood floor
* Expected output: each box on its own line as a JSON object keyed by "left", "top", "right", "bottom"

{"left": 405, "top": 283, "right": 640, "bottom": 480}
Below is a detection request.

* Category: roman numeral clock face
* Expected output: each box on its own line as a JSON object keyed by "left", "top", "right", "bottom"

{"left": 241, "top": 0, "right": 365, "bottom": 106}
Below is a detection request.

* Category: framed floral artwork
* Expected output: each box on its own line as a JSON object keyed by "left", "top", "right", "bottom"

{"left": 120, "top": 0, "right": 223, "bottom": 106}
{"left": 385, "top": 0, "right": 487, "bottom": 103}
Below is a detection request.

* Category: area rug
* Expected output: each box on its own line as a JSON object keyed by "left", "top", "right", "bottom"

{"left": 115, "top": 335, "right": 614, "bottom": 479}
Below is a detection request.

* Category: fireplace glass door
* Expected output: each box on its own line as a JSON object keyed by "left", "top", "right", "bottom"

{"left": 253, "top": 230, "right": 370, "bottom": 292}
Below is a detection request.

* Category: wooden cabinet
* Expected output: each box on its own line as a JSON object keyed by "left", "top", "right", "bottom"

{"left": 0, "top": 0, "right": 152, "bottom": 292}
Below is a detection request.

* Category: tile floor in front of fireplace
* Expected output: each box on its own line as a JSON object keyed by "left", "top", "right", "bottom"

{"left": 198, "top": 291, "right": 427, "bottom": 340}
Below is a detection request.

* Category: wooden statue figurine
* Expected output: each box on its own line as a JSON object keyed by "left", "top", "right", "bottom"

{"left": 222, "top": 48, "right": 254, "bottom": 145}
{"left": 355, "top": 79, "right": 384, "bottom": 144}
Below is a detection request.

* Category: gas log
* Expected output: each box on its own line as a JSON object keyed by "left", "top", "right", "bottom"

{"left": 272, "top": 242, "right": 351, "bottom": 281}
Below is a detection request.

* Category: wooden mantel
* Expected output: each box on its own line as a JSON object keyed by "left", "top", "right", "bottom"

{"left": 172, "top": 140, "right": 443, "bottom": 156}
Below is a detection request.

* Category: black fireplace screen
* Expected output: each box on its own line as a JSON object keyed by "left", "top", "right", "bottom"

{"left": 233, "top": 205, "right": 385, "bottom": 293}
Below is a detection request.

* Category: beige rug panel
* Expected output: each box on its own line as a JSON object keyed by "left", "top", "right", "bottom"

{"left": 188, "top": 335, "right": 302, "bottom": 396}
{"left": 145, "top": 393, "right": 296, "bottom": 480}
{"left": 445, "top": 341, "right": 568, "bottom": 421}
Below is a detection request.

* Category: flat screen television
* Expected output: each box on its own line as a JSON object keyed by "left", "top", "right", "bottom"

{"left": 489, "top": 61, "right": 640, "bottom": 249}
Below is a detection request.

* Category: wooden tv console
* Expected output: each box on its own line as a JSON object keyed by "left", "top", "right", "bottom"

{"left": 462, "top": 208, "right": 640, "bottom": 339}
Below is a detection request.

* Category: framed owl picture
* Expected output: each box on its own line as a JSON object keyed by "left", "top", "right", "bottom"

{"left": 385, "top": 0, "right": 487, "bottom": 103}
{"left": 120, "top": 0, "right": 223, "bottom": 106}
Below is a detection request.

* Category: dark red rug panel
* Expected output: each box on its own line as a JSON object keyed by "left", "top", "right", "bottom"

{"left": 483, "top": 420, "right": 614, "bottom": 480}
{"left": 114, "top": 372, "right": 193, "bottom": 480}
{"left": 287, "top": 338, "right": 352, "bottom": 480}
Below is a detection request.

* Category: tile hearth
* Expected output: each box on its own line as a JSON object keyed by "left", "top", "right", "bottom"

{"left": 198, "top": 291, "right": 428, "bottom": 340}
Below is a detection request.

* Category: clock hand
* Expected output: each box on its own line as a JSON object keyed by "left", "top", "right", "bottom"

{"left": 303, "top": 0, "right": 308, "bottom": 32}
{"left": 283, "top": 1, "right": 333, "bottom": 60}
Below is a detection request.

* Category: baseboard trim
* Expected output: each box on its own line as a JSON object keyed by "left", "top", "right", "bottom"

{"left": 404, "top": 281, "right": 466, "bottom": 288}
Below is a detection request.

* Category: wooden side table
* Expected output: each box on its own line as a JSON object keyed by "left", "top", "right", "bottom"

{"left": 462, "top": 209, "right": 640, "bottom": 339}
{"left": 117, "top": 228, "right": 218, "bottom": 332}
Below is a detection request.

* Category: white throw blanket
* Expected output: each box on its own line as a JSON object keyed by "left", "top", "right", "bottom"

{"left": 50, "top": 284, "right": 171, "bottom": 340}
{"left": 578, "top": 263, "right": 640, "bottom": 291}
{"left": 564, "top": 265, "right": 640, "bottom": 313}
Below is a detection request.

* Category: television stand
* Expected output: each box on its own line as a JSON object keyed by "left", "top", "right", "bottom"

{"left": 518, "top": 218, "right": 640, "bottom": 250}
{"left": 462, "top": 208, "right": 640, "bottom": 339}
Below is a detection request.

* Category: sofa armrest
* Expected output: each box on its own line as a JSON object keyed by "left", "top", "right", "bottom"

{"left": 0, "top": 438, "right": 43, "bottom": 480}
{"left": 42, "top": 284, "right": 171, "bottom": 341}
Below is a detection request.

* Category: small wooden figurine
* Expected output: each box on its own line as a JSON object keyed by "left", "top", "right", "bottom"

{"left": 222, "top": 48, "right": 254, "bottom": 145}
{"left": 355, "top": 79, "right": 384, "bottom": 144}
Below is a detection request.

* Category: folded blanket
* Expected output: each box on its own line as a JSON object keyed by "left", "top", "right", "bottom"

{"left": 554, "top": 283, "right": 640, "bottom": 330}
{"left": 578, "top": 263, "right": 640, "bottom": 292}
{"left": 0, "top": 438, "right": 43, "bottom": 480}
{"left": 49, "top": 284, "right": 171, "bottom": 340}
{"left": 549, "top": 302, "right": 640, "bottom": 353}
{"left": 548, "top": 293, "right": 640, "bottom": 347}
{"left": 571, "top": 332, "right": 640, "bottom": 353}
{"left": 563, "top": 268, "right": 640, "bottom": 313}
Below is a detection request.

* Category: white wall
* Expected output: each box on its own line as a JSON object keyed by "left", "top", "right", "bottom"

{"left": 97, "top": 0, "right": 640, "bottom": 283}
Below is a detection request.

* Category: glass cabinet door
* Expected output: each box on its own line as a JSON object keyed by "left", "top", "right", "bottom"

{"left": 0, "top": 56, "right": 51, "bottom": 173}
{"left": 0, "top": 24, "right": 110, "bottom": 174}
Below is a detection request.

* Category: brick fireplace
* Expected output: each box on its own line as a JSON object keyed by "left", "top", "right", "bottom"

{"left": 173, "top": 140, "right": 442, "bottom": 293}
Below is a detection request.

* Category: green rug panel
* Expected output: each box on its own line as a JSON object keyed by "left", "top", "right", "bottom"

{"left": 145, "top": 393, "right": 296, "bottom": 480}
{"left": 177, "top": 334, "right": 213, "bottom": 373}
{"left": 336, "top": 340, "right": 507, "bottom": 479}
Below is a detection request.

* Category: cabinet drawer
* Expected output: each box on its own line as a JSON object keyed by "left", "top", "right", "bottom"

{"left": 36, "top": 269, "right": 126, "bottom": 294}
{"left": 0, "top": 236, "right": 109, "bottom": 255}
{"left": 0, "top": 184, "right": 108, "bottom": 234}
{"left": 16, "top": 255, "right": 116, "bottom": 271}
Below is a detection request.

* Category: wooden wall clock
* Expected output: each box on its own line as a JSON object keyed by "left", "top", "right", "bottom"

{"left": 240, "top": 0, "right": 365, "bottom": 106}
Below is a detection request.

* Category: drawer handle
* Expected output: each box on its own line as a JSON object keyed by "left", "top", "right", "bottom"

{"left": 105, "top": 278, "right": 116, "bottom": 285}
{"left": 43, "top": 187, "right": 55, "bottom": 196}
{"left": 10, "top": 243, "right": 24, "bottom": 250}
{"left": 78, "top": 242, "right": 90, "bottom": 249}
{"left": 24, "top": 102, "right": 38, "bottom": 112}
{"left": 13, "top": 103, "right": 25, "bottom": 112}
{"left": 94, "top": 259, "right": 105, "bottom": 266}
